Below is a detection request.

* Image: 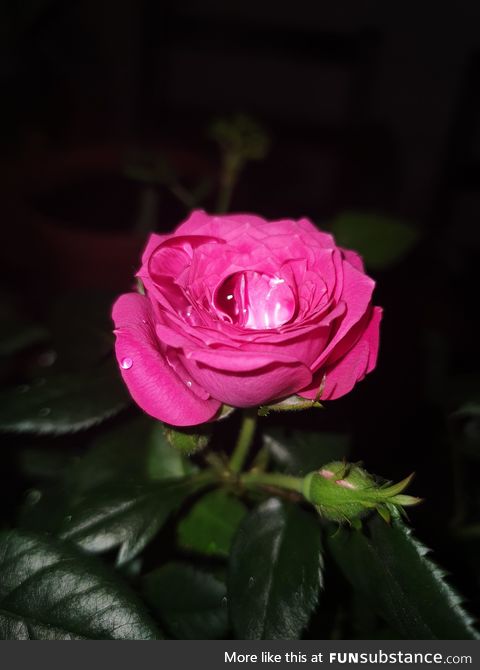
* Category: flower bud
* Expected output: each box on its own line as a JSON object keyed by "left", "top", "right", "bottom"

{"left": 163, "top": 425, "right": 211, "bottom": 455}
{"left": 303, "top": 461, "right": 421, "bottom": 524}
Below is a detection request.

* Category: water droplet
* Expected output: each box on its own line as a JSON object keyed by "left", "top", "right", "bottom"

{"left": 121, "top": 357, "right": 133, "bottom": 370}
{"left": 65, "top": 515, "right": 72, "bottom": 523}
{"left": 248, "top": 576, "right": 255, "bottom": 588}
{"left": 185, "top": 380, "right": 192, "bottom": 388}
{"left": 17, "top": 384, "right": 30, "bottom": 393}
{"left": 221, "top": 596, "right": 228, "bottom": 608}
{"left": 26, "top": 489, "right": 42, "bottom": 505}
{"left": 38, "top": 407, "right": 51, "bottom": 417}
{"left": 213, "top": 271, "right": 296, "bottom": 329}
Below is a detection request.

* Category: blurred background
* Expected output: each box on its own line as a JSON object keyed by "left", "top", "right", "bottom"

{"left": 1, "top": 0, "right": 480, "bottom": 633}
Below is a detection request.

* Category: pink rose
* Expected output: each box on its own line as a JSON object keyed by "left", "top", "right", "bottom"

{"left": 112, "top": 211, "right": 382, "bottom": 426}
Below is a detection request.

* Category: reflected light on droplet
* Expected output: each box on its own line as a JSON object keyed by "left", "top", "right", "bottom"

{"left": 120, "top": 357, "right": 133, "bottom": 370}
{"left": 213, "top": 271, "right": 296, "bottom": 330}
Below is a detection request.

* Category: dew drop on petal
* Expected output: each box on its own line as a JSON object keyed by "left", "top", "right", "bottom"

{"left": 120, "top": 357, "right": 133, "bottom": 370}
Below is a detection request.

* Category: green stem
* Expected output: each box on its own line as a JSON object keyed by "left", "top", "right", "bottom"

{"left": 216, "top": 157, "right": 242, "bottom": 213}
{"left": 169, "top": 181, "right": 196, "bottom": 209}
{"left": 240, "top": 472, "right": 304, "bottom": 495}
{"left": 190, "top": 469, "right": 218, "bottom": 487}
{"left": 229, "top": 409, "right": 258, "bottom": 474}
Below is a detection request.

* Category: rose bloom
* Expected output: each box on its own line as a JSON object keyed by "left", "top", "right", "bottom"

{"left": 112, "top": 211, "right": 382, "bottom": 426}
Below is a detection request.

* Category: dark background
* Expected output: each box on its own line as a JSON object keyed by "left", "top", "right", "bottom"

{"left": 1, "top": 0, "right": 480, "bottom": 631}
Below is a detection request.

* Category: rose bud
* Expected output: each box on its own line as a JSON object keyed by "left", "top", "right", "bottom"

{"left": 303, "top": 461, "right": 421, "bottom": 525}
{"left": 112, "top": 211, "right": 382, "bottom": 426}
{"left": 163, "top": 424, "right": 211, "bottom": 455}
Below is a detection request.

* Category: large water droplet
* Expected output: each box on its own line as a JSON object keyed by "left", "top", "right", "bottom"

{"left": 213, "top": 271, "right": 296, "bottom": 329}
{"left": 121, "top": 357, "right": 133, "bottom": 370}
{"left": 38, "top": 407, "right": 51, "bottom": 417}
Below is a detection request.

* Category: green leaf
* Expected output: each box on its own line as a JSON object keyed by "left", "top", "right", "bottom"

{"left": 143, "top": 563, "right": 228, "bottom": 639}
{"left": 450, "top": 402, "right": 480, "bottom": 460}
{"left": 177, "top": 490, "right": 247, "bottom": 558}
{"left": 328, "top": 515, "right": 479, "bottom": 640}
{"left": 228, "top": 498, "right": 324, "bottom": 639}
{"left": 18, "top": 447, "right": 74, "bottom": 482}
{"left": 331, "top": 212, "right": 419, "bottom": 270}
{"left": 0, "top": 362, "right": 129, "bottom": 435}
{"left": 264, "top": 429, "right": 351, "bottom": 476}
{"left": 18, "top": 487, "right": 70, "bottom": 534}
{"left": 48, "top": 291, "right": 116, "bottom": 369}
{"left": 0, "top": 293, "right": 48, "bottom": 357}
{"left": 59, "top": 477, "right": 208, "bottom": 565}
{"left": 148, "top": 423, "right": 199, "bottom": 479}
{"left": 68, "top": 417, "right": 195, "bottom": 495}
{"left": 0, "top": 529, "right": 161, "bottom": 639}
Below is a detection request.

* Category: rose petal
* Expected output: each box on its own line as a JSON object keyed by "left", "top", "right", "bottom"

{"left": 112, "top": 293, "right": 220, "bottom": 426}
{"left": 182, "top": 355, "right": 313, "bottom": 408}
{"left": 342, "top": 248, "right": 365, "bottom": 272}
{"left": 141, "top": 233, "right": 167, "bottom": 265}
{"left": 299, "top": 306, "right": 382, "bottom": 400}
{"left": 309, "top": 259, "right": 375, "bottom": 370}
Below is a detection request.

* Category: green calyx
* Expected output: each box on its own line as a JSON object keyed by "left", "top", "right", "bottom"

{"left": 258, "top": 395, "right": 323, "bottom": 416}
{"left": 303, "top": 461, "right": 421, "bottom": 525}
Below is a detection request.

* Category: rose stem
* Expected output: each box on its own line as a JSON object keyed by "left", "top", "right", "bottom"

{"left": 229, "top": 408, "right": 258, "bottom": 474}
{"left": 240, "top": 472, "right": 305, "bottom": 495}
{"left": 216, "top": 154, "right": 241, "bottom": 213}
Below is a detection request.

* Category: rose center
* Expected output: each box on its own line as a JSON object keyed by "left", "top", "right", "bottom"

{"left": 213, "top": 271, "right": 296, "bottom": 329}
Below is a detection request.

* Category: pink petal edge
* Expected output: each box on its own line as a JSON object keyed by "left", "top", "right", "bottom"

{"left": 112, "top": 293, "right": 221, "bottom": 426}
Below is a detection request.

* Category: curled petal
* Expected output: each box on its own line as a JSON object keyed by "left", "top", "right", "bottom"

{"left": 112, "top": 293, "right": 220, "bottom": 426}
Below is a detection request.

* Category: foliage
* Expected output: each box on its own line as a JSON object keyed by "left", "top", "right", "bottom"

{"left": 1, "top": 350, "right": 477, "bottom": 639}
{"left": 0, "top": 127, "right": 478, "bottom": 639}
